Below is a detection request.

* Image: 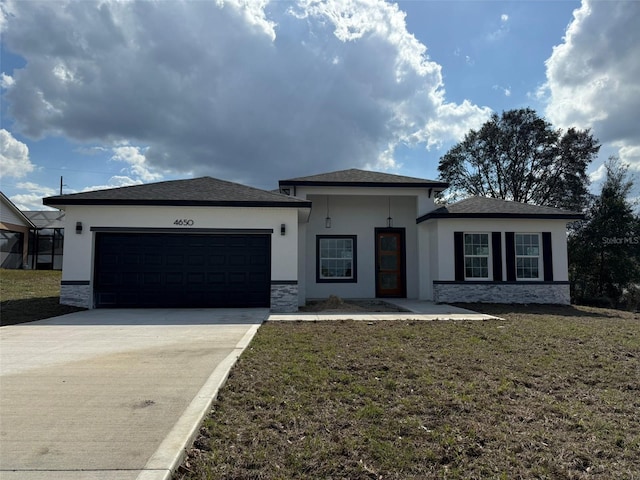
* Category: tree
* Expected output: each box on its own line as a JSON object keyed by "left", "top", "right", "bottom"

{"left": 438, "top": 108, "right": 600, "bottom": 211}
{"left": 569, "top": 157, "right": 640, "bottom": 306}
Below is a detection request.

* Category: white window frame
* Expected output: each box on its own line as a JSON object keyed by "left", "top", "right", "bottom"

{"left": 515, "top": 233, "right": 542, "bottom": 280}
{"left": 317, "top": 235, "right": 357, "bottom": 283}
{"left": 463, "top": 232, "right": 491, "bottom": 280}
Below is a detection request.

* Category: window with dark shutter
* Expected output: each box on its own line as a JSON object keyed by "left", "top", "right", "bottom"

{"left": 492, "top": 232, "right": 502, "bottom": 281}
{"left": 542, "top": 232, "right": 553, "bottom": 281}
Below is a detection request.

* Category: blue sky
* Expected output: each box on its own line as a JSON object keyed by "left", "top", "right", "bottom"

{"left": 1, "top": 0, "right": 639, "bottom": 210}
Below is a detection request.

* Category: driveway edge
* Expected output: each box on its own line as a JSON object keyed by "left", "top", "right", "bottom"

{"left": 135, "top": 323, "right": 262, "bottom": 480}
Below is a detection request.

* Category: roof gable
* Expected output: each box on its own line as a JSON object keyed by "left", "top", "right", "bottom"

{"left": 1, "top": 191, "right": 36, "bottom": 228}
{"left": 279, "top": 168, "right": 448, "bottom": 189}
{"left": 44, "top": 177, "right": 311, "bottom": 208}
{"left": 417, "top": 196, "right": 584, "bottom": 223}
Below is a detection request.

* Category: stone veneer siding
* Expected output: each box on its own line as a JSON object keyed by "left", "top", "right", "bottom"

{"left": 270, "top": 281, "right": 298, "bottom": 313}
{"left": 60, "top": 282, "right": 92, "bottom": 308}
{"left": 433, "top": 281, "right": 570, "bottom": 305}
{"left": 61, "top": 281, "right": 300, "bottom": 311}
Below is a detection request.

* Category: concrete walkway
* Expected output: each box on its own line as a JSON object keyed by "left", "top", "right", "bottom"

{"left": 0, "top": 308, "right": 267, "bottom": 480}
{"left": 267, "top": 299, "right": 499, "bottom": 321}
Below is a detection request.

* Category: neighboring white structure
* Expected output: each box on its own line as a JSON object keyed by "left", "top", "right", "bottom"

{"left": 1, "top": 191, "right": 36, "bottom": 269}
{"left": 44, "top": 169, "right": 582, "bottom": 311}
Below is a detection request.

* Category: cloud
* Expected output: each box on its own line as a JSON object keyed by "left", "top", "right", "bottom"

{"left": 0, "top": 128, "right": 34, "bottom": 178}
{"left": 110, "top": 144, "right": 165, "bottom": 182}
{"left": 79, "top": 175, "right": 144, "bottom": 194}
{"left": 492, "top": 85, "right": 511, "bottom": 97}
{"left": 487, "top": 12, "right": 510, "bottom": 41}
{"left": 543, "top": 0, "right": 640, "bottom": 169}
{"left": 0, "top": 0, "right": 490, "bottom": 187}
{"left": 0, "top": 73, "right": 14, "bottom": 88}
{"left": 9, "top": 182, "right": 57, "bottom": 210}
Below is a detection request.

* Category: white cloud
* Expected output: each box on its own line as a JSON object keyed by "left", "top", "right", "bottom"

{"left": 1, "top": 73, "right": 14, "bottom": 88}
{"left": 0, "top": 129, "right": 34, "bottom": 178}
{"left": 544, "top": 0, "right": 640, "bottom": 170}
{"left": 616, "top": 144, "right": 640, "bottom": 171}
{"left": 80, "top": 175, "right": 144, "bottom": 193}
{"left": 487, "top": 12, "right": 510, "bottom": 41}
{"left": 110, "top": 145, "right": 164, "bottom": 182}
{"left": 492, "top": 85, "right": 511, "bottom": 97}
{"left": 588, "top": 163, "right": 607, "bottom": 183}
{"left": 0, "top": 0, "right": 490, "bottom": 185}
{"left": 10, "top": 182, "right": 57, "bottom": 210}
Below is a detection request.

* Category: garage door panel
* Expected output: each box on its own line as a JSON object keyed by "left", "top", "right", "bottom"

{"left": 166, "top": 255, "right": 184, "bottom": 265}
{"left": 187, "top": 255, "right": 205, "bottom": 265}
{"left": 207, "top": 272, "right": 226, "bottom": 284}
{"left": 123, "top": 254, "right": 141, "bottom": 265}
{"left": 229, "top": 255, "right": 246, "bottom": 266}
{"left": 208, "top": 255, "right": 226, "bottom": 266}
{"left": 144, "top": 254, "right": 163, "bottom": 265}
{"left": 166, "top": 272, "right": 184, "bottom": 284}
{"left": 94, "top": 233, "right": 271, "bottom": 308}
{"left": 122, "top": 272, "right": 140, "bottom": 285}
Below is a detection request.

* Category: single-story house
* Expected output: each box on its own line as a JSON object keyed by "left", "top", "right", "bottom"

{"left": 1, "top": 191, "right": 36, "bottom": 269}
{"left": 43, "top": 169, "right": 583, "bottom": 311}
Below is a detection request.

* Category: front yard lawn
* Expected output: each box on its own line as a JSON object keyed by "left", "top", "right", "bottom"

{"left": 177, "top": 305, "right": 640, "bottom": 479}
{"left": 0, "top": 269, "right": 84, "bottom": 326}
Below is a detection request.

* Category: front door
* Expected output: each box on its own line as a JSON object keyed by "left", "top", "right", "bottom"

{"left": 375, "top": 228, "right": 406, "bottom": 297}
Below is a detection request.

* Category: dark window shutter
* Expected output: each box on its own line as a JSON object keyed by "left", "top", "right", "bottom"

{"left": 454, "top": 232, "right": 464, "bottom": 281}
{"left": 492, "top": 232, "right": 502, "bottom": 281}
{"left": 542, "top": 232, "right": 553, "bottom": 281}
{"left": 505, "top": 232, "right": 516, "bottom": 281}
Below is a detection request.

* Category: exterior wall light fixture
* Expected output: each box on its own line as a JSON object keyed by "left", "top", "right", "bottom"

{"left": 325, "top": 196, "right": 331, "bottom": 228}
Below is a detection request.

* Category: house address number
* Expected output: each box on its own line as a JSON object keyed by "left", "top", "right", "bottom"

{"left": 174, "top": 219, "right": 195, "bottom": 226}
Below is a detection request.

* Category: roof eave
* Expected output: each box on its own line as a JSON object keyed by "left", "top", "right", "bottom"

{"left": 43, "top": 198, "right": 313, "bottom": 208}
{"left": 416, "top": 212, "right": 585, "bottom": 223}
{"left": 0, "top": 191, "right": 37, "bottom": 228}
{"left": 278, "top": 180, "right": 449, "bottom": 189}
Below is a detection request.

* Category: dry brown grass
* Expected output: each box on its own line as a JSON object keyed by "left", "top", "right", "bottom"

{"left": 176, "top": 305, "right": 640, "bottom": 479}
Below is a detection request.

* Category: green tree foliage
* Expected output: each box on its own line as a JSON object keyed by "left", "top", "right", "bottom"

{"left": 569, "top": 157, "right": 640, "bottom": 307}
{"left": 438, "top": 108, "right": 600, "bottom": 211}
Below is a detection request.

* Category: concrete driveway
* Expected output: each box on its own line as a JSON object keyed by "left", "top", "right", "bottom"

{"left": 0, "top": 308, "right": 267, "bottom": 480}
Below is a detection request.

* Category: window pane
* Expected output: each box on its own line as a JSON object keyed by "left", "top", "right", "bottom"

{"left": 381, "top": 236, "right": 397, "bottom": 251}
{"left": 319, "top": 237, "right": 355, "bottom": 279}
{"left": 464, "top": 233, "right": 489, "bottom": 278}
{"left": 515, "top": 234, "right": 540, "bottom": 279}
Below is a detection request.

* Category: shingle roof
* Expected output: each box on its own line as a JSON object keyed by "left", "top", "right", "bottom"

{"left": 417, "top": 196, "right": 584, "bottom": 223}
{"left": 279, "top": 168, "right": 448, "bottom": 189}
{"left": 43, "top": 177, "right": 311, "bottom": 208}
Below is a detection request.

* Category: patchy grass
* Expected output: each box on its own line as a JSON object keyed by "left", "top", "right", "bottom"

{"left": 0, "top": 269, "right": 84, "bottom": 326}
{"left": 176, "top": 306, "right": 640, "bottom": 480}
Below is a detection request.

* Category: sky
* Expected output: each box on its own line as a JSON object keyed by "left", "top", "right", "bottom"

{"left": 1, "top": 0, "right": 639, "bottom": 210}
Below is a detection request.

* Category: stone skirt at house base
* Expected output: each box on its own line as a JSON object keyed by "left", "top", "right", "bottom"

{"left": 60, "top": 282, "right": 92, "bottom": 308}
{"left": 433, "top": 281, "right": 571, "bottom": 305}
{"left": 270, "top": 281, "right": 299, "bottom": 313}
{"left": 60, "top": 281, "right": 300, "bottom": 312}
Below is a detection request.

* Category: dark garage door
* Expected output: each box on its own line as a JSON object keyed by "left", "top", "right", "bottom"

{"left": 94, "top": 233, "right": 271, "bottom": 308}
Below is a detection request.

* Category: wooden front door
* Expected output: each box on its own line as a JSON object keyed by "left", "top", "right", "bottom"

{"left": 375, "top": 228, "right": 405, "bottom": 297}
